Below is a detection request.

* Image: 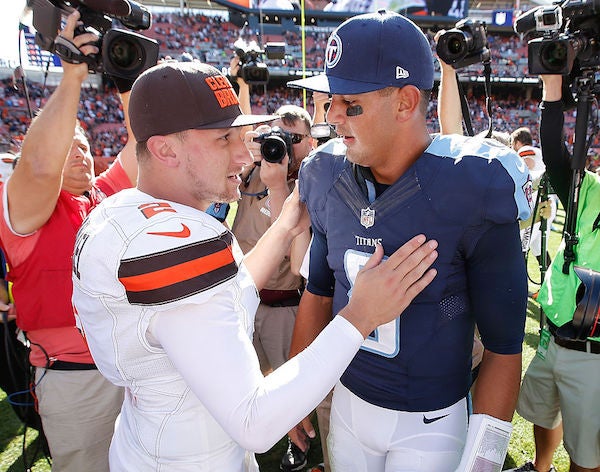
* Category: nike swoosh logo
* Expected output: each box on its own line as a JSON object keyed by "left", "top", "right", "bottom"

{"left": 147, "top": 224, "right": 191, "bottom": 238}
{"left": 422, "top": 414, "right": 450, "bottom": 424}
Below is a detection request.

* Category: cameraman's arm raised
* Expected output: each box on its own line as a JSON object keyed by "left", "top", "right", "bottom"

{"left": 539, "top": 74, "right": 571, "bottom": 204}
{"left": 113, "top": 85, "right": 138, "bottom": 185}
{"left": 434, "top": 30, "right": 464, "bottom": 136}
{"left": 7, "top": 10, "right": 97, "bottom": 235}
{"left": 230, "top": 56, "right": 252, "bottom": 116}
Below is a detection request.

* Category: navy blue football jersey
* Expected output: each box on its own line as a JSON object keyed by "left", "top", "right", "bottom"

{"left": 299, "top": 134, "right": 531, "bottom": 412}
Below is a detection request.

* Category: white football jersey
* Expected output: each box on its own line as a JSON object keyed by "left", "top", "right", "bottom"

{"left": 72, "top": 188, "right": 364, "bottom": 471}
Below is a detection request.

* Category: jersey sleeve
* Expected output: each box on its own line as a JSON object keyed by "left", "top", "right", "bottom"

{"left": 305, "top": 229, "right": 335, "bottom": 297}
{"left": 151, "top": 302, "right": 364, "bottom": 452}
{"left": 467, "top": 221, "right": 527, "bottom": 354}
{"left": 299, "top": 145, "right": 346, "bottom": 298}
{"left": 74, "top": 198, "right": 241, "bottom": 309}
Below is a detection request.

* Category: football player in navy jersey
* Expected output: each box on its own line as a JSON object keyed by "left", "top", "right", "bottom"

{"left": 287, "top": 10, "right": 532, "bottom": 471}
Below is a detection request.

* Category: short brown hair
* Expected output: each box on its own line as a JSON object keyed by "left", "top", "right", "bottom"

{"left": 275, "top": 105, "right": 312, "bottom": 134}
{"left": 511, "top": 127, "right": 533, "bottom": 147}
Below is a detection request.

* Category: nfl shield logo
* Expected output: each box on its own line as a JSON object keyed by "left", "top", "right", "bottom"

{"left": 360, "top": 208, "right": 375, "bottom": 229}
{"left": 494, "top": 11, "right": 507, "bottom": 25}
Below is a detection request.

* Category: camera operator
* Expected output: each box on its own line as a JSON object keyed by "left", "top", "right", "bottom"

{"left": 0, "top": 11, "right": 140, "bottom": 471}
{"left": 510, "top": 127, "right": 557, "bottom": 269}
{"left": 506, "top": 75, "right": 600, "bottom": 472}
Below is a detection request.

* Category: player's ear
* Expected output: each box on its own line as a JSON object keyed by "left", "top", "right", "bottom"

{"left": 395, "top": 85, "right": 421, "bottom": 121}
{"left": 146, "top": 135, "right": 179, "bottom": 167}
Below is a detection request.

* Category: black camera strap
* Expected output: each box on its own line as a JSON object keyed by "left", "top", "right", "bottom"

{"left": 53, "top": 35, "right": 97, "bottom": 69}
{"left": 562, "top": 71, "right": 596, "bottom": 275}
{"left": 455, "top": 58, "right": 493, "bottom": 138}
{"left": 482, "top": 59, "right": 493, "bottom": 139}
{"left": 457, "top": 75, "right": 474, "bottom": 137}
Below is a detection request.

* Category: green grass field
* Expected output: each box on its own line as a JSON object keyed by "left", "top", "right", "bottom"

{"left": 0, "top": 206, "right": 572, "bottom": 471}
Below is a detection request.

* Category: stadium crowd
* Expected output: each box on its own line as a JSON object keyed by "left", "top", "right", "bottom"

{"left": 2, "top": 9, "right": 600, "bottom": 171}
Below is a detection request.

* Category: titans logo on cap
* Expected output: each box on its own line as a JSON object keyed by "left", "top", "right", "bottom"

{"left": 326, "top": 33, "right": 342, "bottom": 69}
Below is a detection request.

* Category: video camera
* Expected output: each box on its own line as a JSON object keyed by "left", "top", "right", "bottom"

{"left": 234, "top": 38, "right": 285, "bottom": 85}
{"left": 28, "top": 0, "right": 159, "bottom": 80}
{"left": 310, "top": 123, "right": 337, "bottom": 146}
{"left": 436, "top": 19, "right": 490, "bottom": 70}
{"left": 254, "top": 126, "right": 294, "bottom": 164}
{"left": 515, "top": 0, "right": 600, "bottom": 75}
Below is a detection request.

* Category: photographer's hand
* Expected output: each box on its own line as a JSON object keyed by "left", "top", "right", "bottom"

{"left": 58, "top": 10, "right": 99, "bottom": 83}
{"left": 260, "top": 155, "right": 291, "bottom": 224}
{"left": 242, "top": 124, "right": 291, "bottom": 222}
{"left": 312, "top": 91, "right": 330, "bottom": 124}
{"left": 434, "top": 29, "right": 463, "bottom": 136}
{"left": 243, "top": 127, "right": 265, "bottom": 160}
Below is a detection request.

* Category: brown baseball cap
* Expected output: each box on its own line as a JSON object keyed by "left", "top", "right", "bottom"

{"left": 129, "top": 61, "right": 276, "bottom": 142}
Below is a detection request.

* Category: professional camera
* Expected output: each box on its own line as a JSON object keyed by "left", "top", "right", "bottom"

{"left": 515, "top": 0, "right": 600, "bottom": 75}
{"left": 28, "top": 0, "right": 159, "bottom": 80}
{"left": 436, "top": 19, "right": 490, "bottom": 69}
{"left": 254, "top": 126, "right": 294, "bottom": 164}
{"left": 234, "top": 38, "right": 285, "bottom": 85}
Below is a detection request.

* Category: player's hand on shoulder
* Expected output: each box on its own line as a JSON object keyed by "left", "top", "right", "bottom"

{"left": 340, "top": 235, "right": 438, "bottom": 338}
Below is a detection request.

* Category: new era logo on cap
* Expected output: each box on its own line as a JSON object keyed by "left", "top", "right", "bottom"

{"left": 396, "top": 66, "right": 409, "bottom": 79}
{"left": 287, "top": 10, "right": 434, "bottom": 95}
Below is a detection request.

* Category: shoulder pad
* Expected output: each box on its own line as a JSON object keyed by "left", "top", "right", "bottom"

{"left": 425, "top": 135, "right": 532, "bottom": 222}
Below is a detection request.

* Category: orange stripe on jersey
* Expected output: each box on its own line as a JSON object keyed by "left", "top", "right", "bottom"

{"left": 120, "top": 247, "right": 233, "bottom": 292}
{"left": 118, "top": 231, "right": 238, "bottom": 305}
{"left": 519, "top": 150, "right": 536, "bottom": 158}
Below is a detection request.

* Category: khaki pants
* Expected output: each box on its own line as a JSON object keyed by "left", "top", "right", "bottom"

{"left": 253, "top": 303, "right": 297, "bottom": 373}
{"left": 35, "top": 368, "right": 123, "bottom": 472}
{"left": 517, "top": 337, "right": 600, "bottom": 468}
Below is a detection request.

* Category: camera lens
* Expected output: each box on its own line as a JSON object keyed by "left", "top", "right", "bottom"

{"left": 102, "top": 29, "right": 158, "bottom": 80}
{"left": 436, "top": 31, "right": 469, "bottom": 64}
{"left": 260, "top": 136, "right": 287, "bottom": 163}
{"left": 242, "top": 63, "right": 270, "bottom": 85}
{"left": 108, "top": 36, "right": 144, "bottom": 71}
{"left": 539, "top": 41, "right": 569, "bottom": 73}
{"left": 447, "top": 37, "right": 466, "bottom": 55}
